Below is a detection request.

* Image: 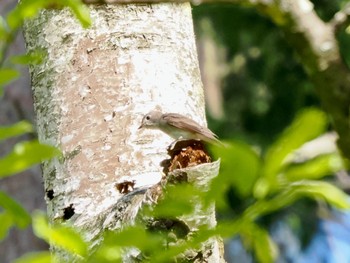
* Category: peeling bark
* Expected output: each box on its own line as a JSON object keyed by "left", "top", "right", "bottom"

{"left": 23, "top": 3, "right": 223, "bottom": 261}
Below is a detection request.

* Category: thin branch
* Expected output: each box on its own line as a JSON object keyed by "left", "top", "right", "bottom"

{"left": 331, "top": 2, "right": 350, "bottom": 34}
{"left": 276, "top": 0, "right": 339, "bottom": 71}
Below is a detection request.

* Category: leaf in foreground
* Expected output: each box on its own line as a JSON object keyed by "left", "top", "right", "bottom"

{"left": 13, "top": 252, "right": 53, "bottom": 263}
{"left": 0, "top": 140, "right": 60, "bottom": 178}
{"left": 0, "top": 120, "right": 33, "bottom": 141}
{"left": 0, "top": 191, "right": 31, "bottom": 229}
{"left": 32, "top": 212, "right": 87, "bottom": 257}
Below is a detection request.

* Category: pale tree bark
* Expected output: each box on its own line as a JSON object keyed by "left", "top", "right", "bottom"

{"left": 82, "top": 0, "right": 350, "bottom": 162}
{"left": 23, "top": 3, "right": 224, "bottom": 262}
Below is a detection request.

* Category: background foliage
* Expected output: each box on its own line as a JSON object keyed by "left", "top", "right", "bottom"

{"left": 1, "top": 1, "right": 350, "bottom": 263}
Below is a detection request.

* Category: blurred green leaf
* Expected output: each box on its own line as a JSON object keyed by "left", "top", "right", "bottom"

{"left": 247, "top": 180, "right": 350, "bottom": 221}
{"left": 264, "top": 108, "right": 327, "bottom": 177}
{"left": 0, "top": 212, "right": 14, "bottom": 240}
{"left": 152, "top": 184, "right": 196, "bottom": 218}
{"left": 0, "top": 16, "right": 9, "bottom": 41}
{"left": 7, "top": 0, "right": 45, "bottom": 30}
{"left": 10, "top": 50, "right": 45, "bottom": 65}
{"left": 7, "top": 0, "right": 91, "bottom": 30}
{"left": 265, "top": 108, "right": 327, "bottom": 175}
{"left": 283, "top": 154, "right": 346, "bottom": 181}
{"left": 252, "top": 226, "right": 277, "bottom": 263}
{"left": 13, "top": 251, "right": 53, "bottom": 263}
{"left": 33, "top": 212, "right": 87, "bottom": 257}
{"left": 0, "top": 68, "right": 19, "bottom": 86}
{"left": 6, "top": 0, "right": 64, "bottom": 31}
{"left": 0, "top": 140, "right": 60, "bottom": 178}
{"left": 63, "top": 0, "right": 91, "bottom": 28}
{"left": 211, "top": 141, "right": 260, "bottom": 199}
{"left": 0, "top": 191, "right": 31, "bottom": 229}
{"left": 289, "top": 180, "right": 350, "bottom": 209}
{"left": 241, "top": 223, "right": 277, "bottom": 263}
{"left": 107, "top": 227, "right": 145, "bottom": 247}
{"left": 0, "top": 120, "right": 33, "bottom": 141}
{"left": 88, "top": 235, "right": 122, "bottom": 263}
{"left": 95, "top": 226, "right": 165, "bottom": 262}
{"left": 255, "top": 108, "right": 327, "bottom": 198}
{"left": 148, "top": 225, "right": 218, "bottom": 263}
{"left": 108, "top": 226, "right": 162, "bottom": 251}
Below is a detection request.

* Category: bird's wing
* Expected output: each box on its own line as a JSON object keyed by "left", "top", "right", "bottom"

{"left": 162, "top": 113, "right": 219, "bottom": 139}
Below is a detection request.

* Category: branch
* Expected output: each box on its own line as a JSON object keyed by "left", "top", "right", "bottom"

{"left": 252, "top": 0, "right": 350, "bottom": 160}
{"left": 331, "top": 2, "right": 350, "bottom": 34}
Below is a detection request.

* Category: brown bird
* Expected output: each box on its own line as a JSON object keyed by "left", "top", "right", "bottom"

{"left": 139, "top": 110, "right": 222, "bottom": 146}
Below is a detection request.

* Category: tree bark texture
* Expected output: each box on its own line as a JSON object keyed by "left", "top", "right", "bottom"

{"left": 23, "top": 3, "right": 223, "bottom": 261}
{"left": 82, "top": 0, "right": 350, "bottom": 162}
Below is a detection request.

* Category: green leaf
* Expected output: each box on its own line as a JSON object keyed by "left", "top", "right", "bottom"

{"left": 0, "top": 68, "right": 19, "bottom": 86}
{"left": 8, "top": 0, "right": 91, "bottom": 30}
{"left": 289, "top": 180, "right": 350, "bottom": 209}
{"left": 0, "top": 120, "right": 33, "bottom": 141}
{"left": 0, "top": 16, "right": 9, "bottom": 41}
{"left": 0, "top": 140, "right": 60, "bottom": 178}
{"left": 264, "top": 108, "right": 327, "bottom": 177}
{"left": 152, "top": 184, "right": 196, "bottom": 218}
{"left": 283, "top": 154, "right": 346, "bottom": 181}
{"left": 241, "top": 223, "right": 277, "bottom": 263}
{"left": 216, "top": 220, "right": 242, "bottom": 239}
{"left": 13, "top": 251, "right": 53, "bottom": 263}
{"left": 50, "top": 228, "right": 87, "bottom": 257}
{"left": 0, "top": 191, "right": 31, "bottom": 229}
{"left": 63, "top": 0, "right": 91, "bottom": 28}
{"left": 0, "top": 212, "right": 14, "bottom": 240}
{"left": 108, "top": 227, "right": 146, "bottom": 247}
{"left": 246, "top": 180, "right": 350, "bottom": 221}
{"left": 32, "top": 212, "right": 87, "bottom": 257}
{"left": 88, "top": 237, "right": 122, "bottom": 262}
{"left": 10, "top": 50, "right": 45, "bottom": 65}
{"left": 252, "top": 226, "right": 277, "bottom": 263}
{"left": 149, "top": 225, "right": 218, "bottom": 263}
{"left": 211, "top": 141, "right": 260, "bottom": 198}
{"left": 90, "top": 226, "right": 165, "bottom": 262}
{"left": 255, "top": 108, "right": 327, "bottom": 198}
{"left": 7, "top": 0, "right": 48, "bottom": 30}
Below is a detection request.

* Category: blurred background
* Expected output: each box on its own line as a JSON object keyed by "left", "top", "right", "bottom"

{"left": 193, "top": 2, "right": 350, "bottom": 262}
{"left": 194, "top": 4, "right": 319, "bottom": 145}
{"left": 1, "top": 0, "right": 350, "bottom": 262}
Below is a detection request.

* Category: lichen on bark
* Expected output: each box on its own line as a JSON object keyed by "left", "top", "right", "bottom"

{"left": 23, "top": 3, "right": 224, "bottom": 261}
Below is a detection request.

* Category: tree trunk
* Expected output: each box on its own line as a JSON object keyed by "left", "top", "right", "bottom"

{"left": 23, "top": 3, "right": 224, "bottom": 261}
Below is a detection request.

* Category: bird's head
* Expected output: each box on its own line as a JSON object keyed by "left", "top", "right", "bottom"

{"left": 139, "top": 111, "right": 163, "bottom": 129}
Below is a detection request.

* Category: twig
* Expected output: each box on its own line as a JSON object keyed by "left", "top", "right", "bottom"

{"left": 331, "top": 2, "right": 350, "bottom": 34}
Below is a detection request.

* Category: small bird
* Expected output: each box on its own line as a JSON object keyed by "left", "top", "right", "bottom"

{"left": 139, "top": 110, "right": 222, "bottom": 145}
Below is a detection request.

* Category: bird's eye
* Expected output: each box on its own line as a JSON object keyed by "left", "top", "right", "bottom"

{"left": 146, "top": 116, "right": 150, "bottom": 120}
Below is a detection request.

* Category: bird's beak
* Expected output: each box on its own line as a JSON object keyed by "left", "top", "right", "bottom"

{"left": 138, "top": 124, "right": 143, "bottom": 129}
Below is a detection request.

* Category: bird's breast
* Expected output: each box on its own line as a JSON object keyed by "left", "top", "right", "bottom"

{"left": 159, "top": 125, "right": 195, "bottom": 140}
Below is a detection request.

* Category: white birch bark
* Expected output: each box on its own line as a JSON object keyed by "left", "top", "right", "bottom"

{"left": 23, "top": 3, "right": 224, "bottom": 262}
